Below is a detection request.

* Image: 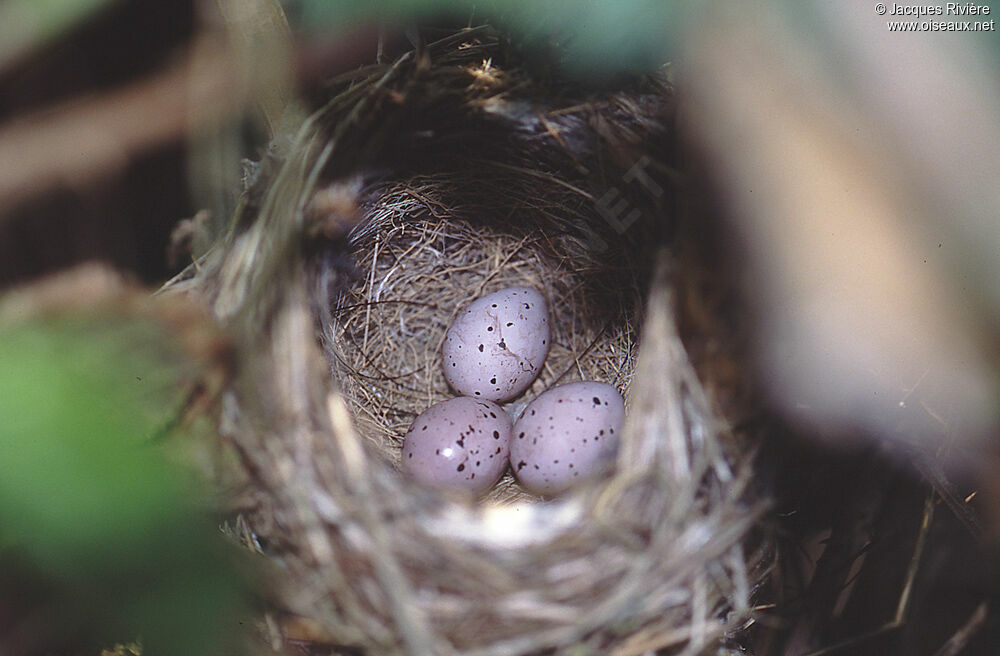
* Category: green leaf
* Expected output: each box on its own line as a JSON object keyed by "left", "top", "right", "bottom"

{"left": 0, "top": 314, "right": 244, "bottom": 654}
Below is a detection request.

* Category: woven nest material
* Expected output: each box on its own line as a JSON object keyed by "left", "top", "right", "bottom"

{"left": 172, "top": 26, "right": 762, "bottom": 656}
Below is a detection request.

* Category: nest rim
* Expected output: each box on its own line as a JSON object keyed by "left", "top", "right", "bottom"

{"left": 177, "top": 25, "right": 762, "bottom": 656}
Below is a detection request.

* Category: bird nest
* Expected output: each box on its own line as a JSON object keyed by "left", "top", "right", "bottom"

{"left": 170, "top": 26, "right": 762, "bottom": 655}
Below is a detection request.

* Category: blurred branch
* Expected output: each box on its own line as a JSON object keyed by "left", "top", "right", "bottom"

{"left": 681, "top": 3, "right": 1000, "bottom": 463}
{"left": 214, "top": 0, "right": 298, "bottom": 136}
{"left": 0, "top": 38, "right": 244, "bottom": 217}
{"left": 0, "top": 16, "right": 391, "bottom": 223}
{"left": 183, "top": 0, "right": 302, "bottom": 236}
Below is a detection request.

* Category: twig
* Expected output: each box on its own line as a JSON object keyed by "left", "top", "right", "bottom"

{"left": 931, "top": 602, "right": 989, "bottom": 656}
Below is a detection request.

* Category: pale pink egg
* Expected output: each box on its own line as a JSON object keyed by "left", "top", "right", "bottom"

{"left": 442, "top": 287, "right": 550, "bottom": 402}
{"left": 510, "top": 381, "right": 624, "bottom": 495}
{"left": 402, "top": 397, "right": 512, "bottom": 495}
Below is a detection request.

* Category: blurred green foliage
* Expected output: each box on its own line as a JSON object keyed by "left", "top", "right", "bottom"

{"left": 0, "top": 315, "right": 244, "bottom": 654}
{"left": 285, "top": 0, "right": 1000, "bottom": 77}
{"left": 285, "top": 0, "right": 687, "bottom": 76}
{"left": 0, "top": 0, "right": 119, "bottom": 72}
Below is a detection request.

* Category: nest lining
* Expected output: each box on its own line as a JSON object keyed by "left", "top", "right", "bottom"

{"left": 177, "top": 26, "right": 761, "bottom": 656}
{"left": 326, "top": 171, "right": 647, "bottom": 503}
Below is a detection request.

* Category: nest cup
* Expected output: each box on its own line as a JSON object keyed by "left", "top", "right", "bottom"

{"left": 184, "top": 27, "right": 760, "bottom": 655}
{"left": 330, "top": 175, "right": 650, "bottom": 504}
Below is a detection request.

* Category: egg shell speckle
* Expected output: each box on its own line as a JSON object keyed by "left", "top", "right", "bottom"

{"left": 510, "top": 381, "right": 624, "bottom": 496}
{"left": 442, "top": 287, "right": 550, "bottom": 402}
{"left": 401, "top": 397, "right": 512, "bottom": 495}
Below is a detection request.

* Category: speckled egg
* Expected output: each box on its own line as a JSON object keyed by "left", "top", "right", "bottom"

{"left": 510, "top": 381, "right": 624, "bottom": 496}
{"left": 401, "top": 396, "right": 512, "bottom": 495}
{"left": 442, "top": 287, "right": 550, "bottom": 402}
